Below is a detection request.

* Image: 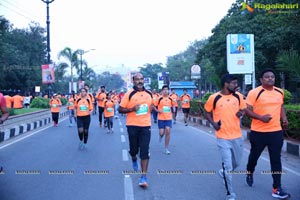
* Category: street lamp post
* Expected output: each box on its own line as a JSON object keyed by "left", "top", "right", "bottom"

{"left": 41, "top": 0, "right": 55, "bottom": 98}
{"left": 77, "top": 49, "right": 95, "bottom": 81}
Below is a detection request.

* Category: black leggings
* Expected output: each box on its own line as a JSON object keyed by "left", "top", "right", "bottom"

{"left": 98, "top": 107, "right": 104, "bottom": 124}
{"left": 246, "top": 130, "right": 284, "bottom": 188}
{"left": 77, "top": 115, "right": 91, "bottom": 144}
{"left": 52, "top": 112, "right": 59, "bottom": 123}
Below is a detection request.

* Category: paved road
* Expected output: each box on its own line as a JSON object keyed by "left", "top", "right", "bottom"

{"left": 0, "top": 113, "right": 299, "bottom": 200}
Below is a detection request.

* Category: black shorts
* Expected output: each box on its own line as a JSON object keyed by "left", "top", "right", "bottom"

{"left": 127, "top": 126, "right": 151, "bottom": 160}
{"left": 182, "top": 108, "right": 190, "bottom": 114}
{"left": 77, "top": 115, "right": 91, "bottom": 130}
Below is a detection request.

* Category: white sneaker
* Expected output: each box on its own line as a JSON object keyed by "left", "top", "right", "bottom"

{"left": 165, "top": 149, "right": 171, "bottom": 155}
{"left": 107, "top": 129, "right": 110, "bottom": 134}
{"left": 111, "top": 128, "right": 114, "bottom": 133}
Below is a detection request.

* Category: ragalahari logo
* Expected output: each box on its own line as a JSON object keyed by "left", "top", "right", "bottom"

{"left": 241, "top": 2, "right": 299, "bottom": 14}
{"left": 241, "top": 2, "right": 254, "bottom": 13}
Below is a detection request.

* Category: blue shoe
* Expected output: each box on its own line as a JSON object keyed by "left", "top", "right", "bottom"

{"left": 138, "top": 176, "right": 148, "bottom": 187}
{"left": 78, "top": 141, "right": 83, "bottom": 149}
{"left": 132, "top": 160, "right": 138, "bottom": 171}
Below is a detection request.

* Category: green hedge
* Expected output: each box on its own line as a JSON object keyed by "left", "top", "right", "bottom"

{"left": 30, "top": 97, "right": 50, "bottom": 109}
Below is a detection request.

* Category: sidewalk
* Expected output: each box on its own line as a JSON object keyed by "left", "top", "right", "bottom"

{"left": 0, "top": 108, "right": 68, "bottom": 143}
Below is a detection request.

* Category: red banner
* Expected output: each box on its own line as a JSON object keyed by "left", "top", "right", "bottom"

{"left": 41, "top": 64, "right": 55, "bottom": 84}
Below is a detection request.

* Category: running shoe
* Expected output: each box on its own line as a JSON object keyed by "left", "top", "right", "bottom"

{"left": 226, "top": 193, "right": 236, "bottom": 200}
{"left": 132, "top": 160, "right": 138, "bottom": 171}
{"left": 246, "top": 173, "right": 253, "bottom": 187}
{"left": 272, "top": 187, "right": 291, "bottom": 199}
{"left": 78, "top": 141, "right": 83, "bottom": 149}
{"left": 165, "top": 149, "right": 171, "bottom": 155}
{"left": 138, "top": 175, "right": 148, "bottom": 188}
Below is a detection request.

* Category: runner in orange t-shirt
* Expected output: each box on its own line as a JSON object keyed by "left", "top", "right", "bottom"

{"left": 204, "top": 74, "right": 246, "bottom": 200}
{"left": 75, "top": 88, "right": 93, "bottom": 149}
{"left": 49, "top": 94, "right": 62, "bottom": 126}
{"left": 244, "top": 68, "right": 290, "bottom": 199}
{"left": 169, "top": 89, "right": 179, "bottom": 124}
{"left": 118, "top": 72, "right": 154, "bottom": 188}
{"left": 12, "top": 93, "right": 24, "bottom": 109}
{"left": 151, "top": 89, "right": 160, "bottom": 123}
{"left": 104, "top": 93, "right": 115, "bottom": 133}
{"left": 96, "top": 86, "right": 107, "bottom": 127}
{"left": 155, "top": 85, "right": 175, "bottom": 155}
{"left": 4, "top": 94, "right": 13, "bottom": 108}
{"left": 67, "top": 92, "right": 77, "bottom": 127}
{"left": 180, "top": 89, "right": 191, "bottom": 126}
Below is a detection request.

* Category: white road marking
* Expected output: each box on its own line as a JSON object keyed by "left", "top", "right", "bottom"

{"left": 122, "top": 149, "right": 129, "bottom": 161}
{"left": 124, "top": 175, "right": 134, "bottom": 200}
{"left": 121, "top": 135, "right": 126, "bottom": 143}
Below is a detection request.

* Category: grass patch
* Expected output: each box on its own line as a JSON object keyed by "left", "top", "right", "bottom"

{"left": 8, "top": 108, "right": 45, "bottom": 116}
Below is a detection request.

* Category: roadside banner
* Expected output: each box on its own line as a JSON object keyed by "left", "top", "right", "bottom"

{"left": 41, "top": 64, "right": 55, "bottom": 84}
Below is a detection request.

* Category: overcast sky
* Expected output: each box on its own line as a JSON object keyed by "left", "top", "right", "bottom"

{"left": 1, "top": 0, "right": 236, "bottom": 73}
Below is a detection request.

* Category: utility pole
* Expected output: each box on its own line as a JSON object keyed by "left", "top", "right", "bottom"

{"left": 41, "top": 0, "right": 55, "bottom": 97}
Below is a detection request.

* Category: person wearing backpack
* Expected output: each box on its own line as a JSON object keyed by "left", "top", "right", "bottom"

{"left": 204, "top": 74, "right": 246, "bottom": 200}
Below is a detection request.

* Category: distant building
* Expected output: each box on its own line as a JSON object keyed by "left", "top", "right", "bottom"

{"left": 169, "top": 81, "right": 197, "bottom": 97}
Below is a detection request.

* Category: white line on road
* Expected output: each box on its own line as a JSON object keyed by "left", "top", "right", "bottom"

{"left": 188, "top": 125, "right": 300, "bottom": 177}
{"left": 124, "top": 175, "right": 134, "bottom": 200}
{"left": 121, "top": 135, "right": 126, "bottom": 143}
{"left": 122, "top": 149, "right": 129, "bottom": 161}
{"left": 120, "top": 128, "right": 123, "bottom": 133}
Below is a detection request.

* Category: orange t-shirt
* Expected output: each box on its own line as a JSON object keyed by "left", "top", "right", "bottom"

{"left": 246, "top": 86, "right": 284, "bottom": 132}
{"left": 96, "top": 92, "right": 107, "bottom": 107}
{"left": 12, "top": 95, "right": 24, "bottom": 109}
{"left": 4, "top": 95, "right": 13, "bottom": 108}
{"left": 204, "top": 92, "right": 246, "bottom": 139}
{"left": 152, "top": 93, "right": 161, "bottom": 107}
{"left": 180, "top": 94, "right": 191, "bottom": 108}
{"left": 49, "top": 98, "right": 61, "bottom": 113}
{"left": 68, "top": 97, "right": 76, "bottom": 110}
{"left": 119, "top": 88, "right": 153, "bottom": 126}
{"left": 169, "top": 93, "right": 179, "bottom": 107}
{"left": 75, "top": 98, "right": 93, "bottom": 117}
{"left": 104, "top": 100, "right": 115, "bottom": 117}
{"left": 157, "top": 96, "right": 175, "bottom": 120}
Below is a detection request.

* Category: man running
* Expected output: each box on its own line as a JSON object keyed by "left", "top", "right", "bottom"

{"left": 118, "top": 73, "right": 153, "bottom": 188}
{"left": 96, "top": 86, "right": 107, "bottom": 127}
{"left": 180, "top": 89, "right": 191, "bottom": 126}
{"left": 155, "top": 85, "right": 175, "bottom": 155}
{"left": 204, "top": 74, "right": 246, "bottom": 200}
{"left": 169, "top": 89, "right": 179, "bottom": 124}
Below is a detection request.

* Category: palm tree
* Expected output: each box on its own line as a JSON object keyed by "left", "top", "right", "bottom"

{"left": 276, "top": 50, "right": 300, "bottom": 85}
{"left": 57, "top": 47, "right": 79, "bottom": 91}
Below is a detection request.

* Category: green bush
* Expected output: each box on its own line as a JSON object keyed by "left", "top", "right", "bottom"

{"left": 285, "top": 107, "right": 300, "bottom": 141}
{"left": 190, "top": 99, "right": 201, "bottom": 116}
{"left": 60, "top": 98, "right": 68, "bottom": 105}
{"left": 201, "top": 92, "right": 213, "bottom": 104}
{"left": 30, "top": 97, "right": 50, "bottom": 109}
{"left": 283, "top": 89, "right": 292, "bottom": 105}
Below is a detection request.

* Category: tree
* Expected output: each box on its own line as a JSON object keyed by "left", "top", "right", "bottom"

{"left": 57, "top": 47, "right": 79, "bottom": 91}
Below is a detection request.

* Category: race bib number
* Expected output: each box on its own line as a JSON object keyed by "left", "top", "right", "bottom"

{"left": 69, "top": 102, "right": 74, "bottom": 106}
{"left": 162, "top": 106, "right": 171, "bottom": 113}
{"left": 107, "top": 108, "right": 113, "bottom": 112}
{"left": 136, "top": 104, "right": 149, "bottom": 115}
{"left": 52, "top": 104, "right": 57, "bottom": 108}
{"left": 79, "top": 105, "right": 88, "bottom": 111}
{"left": 184, "top": 99, "right": 189, "bottom": 103}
